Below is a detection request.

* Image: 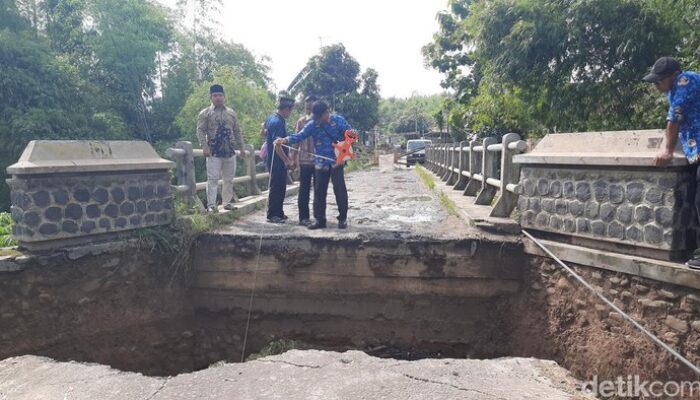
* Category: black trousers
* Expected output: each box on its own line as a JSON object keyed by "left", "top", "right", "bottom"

{"left": 313, "top": 165, "right": 348, "bottom": 223}
{"left": 267, "top": 155, "right": 287, "bottom": 219}
{"left": 298, "top": 164, "right": 315, "bottom": 221}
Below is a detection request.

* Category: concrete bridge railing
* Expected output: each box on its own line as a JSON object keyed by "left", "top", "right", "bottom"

{"left": 425, "top": 133, "right": 528, "bottom": 218}
{"left": 166, "top": 141, "right": 292, "bottom": 211}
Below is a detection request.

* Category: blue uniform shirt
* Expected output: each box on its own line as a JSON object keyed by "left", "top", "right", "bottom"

{"left": 667, "top": 71, "right": 700, "bottom": 163}
{"left": 286, "top": 115, "right": 352, "bottom": 168}
{"left": 265, "top": 113, "right": 288, "bottom": 169}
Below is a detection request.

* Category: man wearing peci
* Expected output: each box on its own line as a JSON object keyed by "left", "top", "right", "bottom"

{"left": 264, "top": 94, "right": 296, "bottom": 223}
{"left": 196, "top": 84, "right": 245, "bottom": 213}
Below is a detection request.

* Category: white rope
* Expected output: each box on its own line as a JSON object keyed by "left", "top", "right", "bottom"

{"left": 279, "top": 143, "right": 336, "bottom": 163}
{"left": 240, "top": 149, "right": 276, "bottom": 362}
{"left": 522, "top": 229, "right": 700, "bottom": 376}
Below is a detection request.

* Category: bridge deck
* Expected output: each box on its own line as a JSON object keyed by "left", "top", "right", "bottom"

{"left": 217, "top": 167, "right": 496, "bottom": 241}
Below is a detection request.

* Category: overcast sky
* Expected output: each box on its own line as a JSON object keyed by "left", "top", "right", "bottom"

{"left": 160, "top": 0, "right": 448, "bottom": 98}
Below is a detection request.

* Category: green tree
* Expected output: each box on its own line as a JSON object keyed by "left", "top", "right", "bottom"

{"left": 424, "top": 0, "right": 680, "bottom": 138}
{"left": 87, "top": 0, "right": 172, "bottom": 142}
{"left": 292, "top": 44, "right": 380, "bottom": 132}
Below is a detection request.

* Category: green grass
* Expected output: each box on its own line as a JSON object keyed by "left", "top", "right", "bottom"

{"left": 415, "top": 165, "right": 459, "bottom": 217}
{"left": 136, "top": 198, "right": 240, "bottom": 286}
{"left": 0, "top": 212, "right": 17, "bottom": 247}
{"left": 438, "top": 191, "right": 460, "bottom": 217}
{"left": 415, "top": 165, "right": 436, "bottom": 190}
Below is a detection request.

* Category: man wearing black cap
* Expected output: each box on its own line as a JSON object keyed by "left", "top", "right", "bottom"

{"left": 292, "top": 95, "right": 319, "bottom": 226}
{"left": 644, "top": 57, "right": 700, "bottom": 267}
{"left": 264, "top": 94, "right": 296, "bottom": 223}
{"left": 197, "top": 84, "right": 245, "bottom": 212}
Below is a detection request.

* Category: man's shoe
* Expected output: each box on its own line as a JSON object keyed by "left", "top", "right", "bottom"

{"left": 281, "top": 215, "right": 289, "bottom": 221}
{"left": 307, "top": 221, "right": 327, "bottom": 230}
{"left": 267, "top": 216, "right": 286, "bottom": 224}
{"left": 686, "top": 257, "right": 700, "bottom": 270}
{"left": 337, "top": 220, "right": 348, "bottom": 229}
{"left": 207, "top": 206, "right": 218, "bottom": 213}
{"left": 299, "top": 219, "right": 313, "bottom": 227}
{"left": 223, "top": 203, "right": 235, "bottom": 211}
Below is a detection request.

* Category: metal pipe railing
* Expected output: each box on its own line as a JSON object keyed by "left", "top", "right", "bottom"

{"left": 425, "top": 133, "right": 527, "bottom": 218}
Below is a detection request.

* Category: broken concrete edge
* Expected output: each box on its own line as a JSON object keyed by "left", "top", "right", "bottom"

{"left": 0, "top": 351, "right": 594, "bottom": 400}
{"left": 524, "top": 236, "right": 700, "bottom": 291}
{"left": 0, "top": 188, "right": 299, "bottom": 273}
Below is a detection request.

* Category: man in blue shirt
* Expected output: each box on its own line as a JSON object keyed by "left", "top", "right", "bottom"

{"left": 275, "top": 101, "right": 358, "bottom": 229}
{"left": 646, "top": 57, "right": 700, "bottom": 267}
{"left": 264, "top": 95, "right": 295, "bottom": 223}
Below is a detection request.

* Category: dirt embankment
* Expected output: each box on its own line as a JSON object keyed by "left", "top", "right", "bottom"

{"left": 509, "top": 256, "right": 700, "bottom": 384}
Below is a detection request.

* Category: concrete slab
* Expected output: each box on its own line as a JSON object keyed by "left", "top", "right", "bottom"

{"left": 512, "top": 129, "right": 687, "bottom": 167}
{"left": 215, "top": 167, "right": 491, "bottom": 242}
{"left": 6, "top": 140, "right": 173, "bottom": 175}
{"left": 0, "top": 351, "right": 594, "bottom": 399}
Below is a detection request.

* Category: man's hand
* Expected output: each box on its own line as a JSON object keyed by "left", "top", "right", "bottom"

{"left": 274, "top": 137, "right": 288, "bottom": 147}
{"left": 203, "top": 148, "right": 211, "bottom": 157}
{"left": 655, "top": 150, "right": 673, "bottom": 167}
{"left": 287, "top": 161, "right": 297, "bottom": 171}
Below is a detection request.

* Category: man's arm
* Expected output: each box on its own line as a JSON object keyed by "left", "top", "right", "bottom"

{"left": 656, "top": 121, "right": 679, "bottom": 167}
{"left": 196, "top": 110, "right": 211, "bottom": 157}
{"left": 283, "top": 121, "right": 314, "bottom": 145}
{"left": 229, "top": 110, "right": 245, "bottom": 155}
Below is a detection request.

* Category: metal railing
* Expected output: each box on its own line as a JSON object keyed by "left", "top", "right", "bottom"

{"left": 166, "top": 141, "right": 281, "bottom": 211}
{"left": 425, "top": 133, "right": 527, "bottom": 218}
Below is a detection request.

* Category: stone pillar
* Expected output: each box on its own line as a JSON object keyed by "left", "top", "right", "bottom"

{"left": 6, "top": 140, "right": 175, "bottom": 251}
{"left": 514, "top": 130, "right": 695, "bottom": 261}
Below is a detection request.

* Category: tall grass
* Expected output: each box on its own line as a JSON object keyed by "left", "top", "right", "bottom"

{"left": 0, "top": 213, "right": 17, "bottom": 247}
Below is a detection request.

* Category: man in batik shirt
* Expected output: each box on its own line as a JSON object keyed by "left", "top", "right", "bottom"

{"left": 293, "top": 95, "right": 319, "bottom": 226}
{"left": 197, "top": 84, "right": 245, "bottom": 212}
{"left": 646, "top": 57, "right": 700, "bottom": 267}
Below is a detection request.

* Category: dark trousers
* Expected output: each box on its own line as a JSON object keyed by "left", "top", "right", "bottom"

{"left": 298, "top": 164, "right": 315, "bottom": 221}
{"left": 313, "top": 165, "right": 348, "bottom": 223}
{"left": 267, "top": 155, "right": 287, "bottom": 219}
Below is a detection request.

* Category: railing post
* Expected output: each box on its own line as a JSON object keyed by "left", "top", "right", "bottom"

{"left": 441, "top": 143, "right": 453, "bottom": 181}
{"left": 463, "top": 140, "right": 481, "bottom": 196}
{"left": 454, "top": 141, "right": 469, "bottom": 190}
{"left": 176, "top": 141, "right": 204, "bottom": 211}
{"left": 446, "top": 144, "right": 459, "bottom": 185}
{"left": 475, "top": 137, "right": 498, "bottom": 205}
{"left": 490, "top": 133, "right": 524, "bottom": 218}
{"left": 244, "top": 144, "right": 261, "bottom": 196}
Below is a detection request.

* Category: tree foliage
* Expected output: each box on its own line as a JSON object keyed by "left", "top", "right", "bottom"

{"left": 424, "top": 0, "right": 687, "bottom": 139}
{"left": 292, "top": 44, "right": 381, "bottom": 132}
{"left": 0, "top": 0, "right": 273, "bottom": 210}
{"left": 379, "top": 94, "right": 447, "bottom": 135}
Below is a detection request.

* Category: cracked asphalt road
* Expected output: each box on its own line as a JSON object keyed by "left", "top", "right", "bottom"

{"left": 0, "top": 351, "right": 594, "bottom": 400}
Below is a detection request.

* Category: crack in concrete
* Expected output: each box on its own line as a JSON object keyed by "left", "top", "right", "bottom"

{"left": 145, "top": 377, "right": 171, "bottom": 400}
{"left": 400, "top": 373, "right": 508, "bottom": 399}
{"left": 257, "top": 359, "right": 323, "bottom": 369}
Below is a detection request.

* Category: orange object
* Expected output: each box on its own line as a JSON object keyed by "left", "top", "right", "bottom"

{"left": 332, "top": 130, "right": 358, "bottom": 166}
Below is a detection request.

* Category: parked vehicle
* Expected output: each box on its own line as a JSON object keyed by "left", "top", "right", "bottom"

{"left": 406, "top": 139, "right": 432, "bottom": 166}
